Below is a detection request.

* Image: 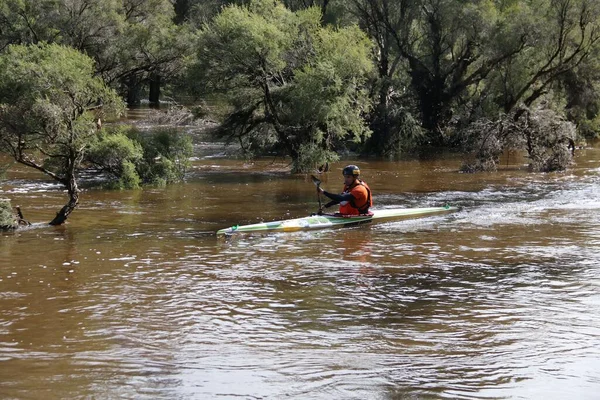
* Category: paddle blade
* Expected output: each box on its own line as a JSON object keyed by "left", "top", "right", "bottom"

{"left": 311, "top": 175, "right": 321, "bottom": 187}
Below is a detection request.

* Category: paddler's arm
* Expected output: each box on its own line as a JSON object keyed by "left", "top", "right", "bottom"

{"left": 323, "top": 200, "right": 337, "bottom": 209}
{"left": 318, "top": 187, "right": 354, "bottom": 207}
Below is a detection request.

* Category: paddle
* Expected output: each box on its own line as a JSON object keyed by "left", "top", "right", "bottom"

{"left": 311, "top": 175, "right": 323, "bottom": 213}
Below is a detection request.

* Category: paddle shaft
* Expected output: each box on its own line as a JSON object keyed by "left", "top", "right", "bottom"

{"left": 317, "top": 187, "right": 323, "bottom": 210}
{"left": 311, "top": 175, "right": 324, "bottom": 211}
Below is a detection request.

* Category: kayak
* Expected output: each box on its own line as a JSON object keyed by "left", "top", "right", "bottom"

{"left": 216, "top": 205, "right": 458, "bottom": 235}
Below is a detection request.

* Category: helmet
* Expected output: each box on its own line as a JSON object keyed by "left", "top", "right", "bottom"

{"left": 342, "top": 165, "right": 360, "bottom": 176}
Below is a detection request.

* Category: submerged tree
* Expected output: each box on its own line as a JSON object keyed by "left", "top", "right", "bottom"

{"left": 461, "top": 101, "right": 576, "bottom": 173}
{"left": 0, "top": 43, "right": 124, "bottom": 225}
{"left": 188, "top": 0, "right": 374, "bottom": 172}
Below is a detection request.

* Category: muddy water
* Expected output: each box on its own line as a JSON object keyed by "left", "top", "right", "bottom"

{"left": 1, "top": 146, "right": 599, "bottom": 399}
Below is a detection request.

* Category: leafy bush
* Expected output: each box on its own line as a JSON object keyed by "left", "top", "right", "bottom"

{"left": 127, "top": 127, "right": 194, "bottom": 186}
{"left": 85, "top": 126, "right": 193, "bottom": 188}
{"left": 86, "top": 128, "right": 144, "bottom": 189}
{"left": 368, "top": 107, "right": 423, "bottom": 158}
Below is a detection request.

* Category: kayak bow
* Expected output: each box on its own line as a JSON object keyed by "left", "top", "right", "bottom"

{"left": 216, "top": 205, "right": 458, "bottom": 235}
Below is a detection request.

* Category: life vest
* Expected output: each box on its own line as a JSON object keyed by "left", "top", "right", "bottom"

{"left": 339, "top": 179, "right": 372, "bottom": 215}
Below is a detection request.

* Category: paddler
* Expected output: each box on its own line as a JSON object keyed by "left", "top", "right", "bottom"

{"left": 317, "top": 164, "right": 373, "bottom": 216}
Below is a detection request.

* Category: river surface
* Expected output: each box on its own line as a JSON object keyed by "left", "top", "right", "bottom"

{"left": 1, "top": 142, "right": 600, "bottom": 399}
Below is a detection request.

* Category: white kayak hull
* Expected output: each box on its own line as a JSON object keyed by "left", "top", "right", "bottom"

{"left": 216, "top": 206, "right": 458, "bottom": 235}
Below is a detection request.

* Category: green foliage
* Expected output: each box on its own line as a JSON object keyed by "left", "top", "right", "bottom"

{"left": 577, "top": 116, "right": 600, "bottom": 139}
{"left": 347, "top": 0, "right": 600, "bottom": 157}
{"left": 0, "top": 43, "right": 124, "bottom": 180}
{"left": 375, "top": 107, "right": 423, "bottom": 159}
{"left": 481, "top": 0, "right": 600, "bottom": 114}
{"left": 184, "top": 0, "right": 247, "bottom": 27}
{"left": 189, "top": 0, "right": 374, "bottom": 172}
{"left": 86, "top": 128, "right": 144, "bottom": 189}
{"left": 0, "top": 0, "right": 597, "bottom": 174}
{"left": 85, "top": 126, "right": 194, "bottom": 188}
{"left": 559, "top": 55, "right": 600, "bottom": 139}
{"left": 0, "top": 42, "right": 124, "bottom": 223}
{"left": 347, "top": 0, "right": 518, "bottom": 142}
{"left": 111, "top": 159, "right": 141, "bottom": 190}
{"left": 127, "top": 127, "right": 194, "bottom": 186}
{"left": 0, "top": 0, "right": 193, "bottom": 105}
{"left": 112, "top": 1, "right": 193, "bottom": 100}
{"left": 292, "top": 142, "right": 339, "bottom": 174}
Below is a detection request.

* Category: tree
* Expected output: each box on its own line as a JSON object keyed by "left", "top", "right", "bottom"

{"left": 346, "top": 0, "right": 421, "bottom": 156}
{"left": 188, "top": 0, "right": 374, "bottom": 172}
{"left": 0, "top": 0, "right": 193, "bottom": 106}
{"left": 460, "top": 0, "right": 600, "bottom": 172}
{"left": 0, "top": 43, "right": 124, "bottom": 225}
{"left": 348, "top": 0, "right": 533, "bottom": 146}
{"left": 560, "top": 56, "right": 600, "bottom": 139}
{"left": 178, "top": 0, "right": 244, "bottom": 26}
{"left": 489, "top": 0, "right": 600, "bottom": 117}
{"left": 461, "top": 101, "right": 576, "bottom": 173}
{"left": 108, "top": 0, "right": 194, "bottom": 105}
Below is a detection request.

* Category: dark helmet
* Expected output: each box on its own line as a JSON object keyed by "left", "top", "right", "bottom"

{"left": 342, "top": 165, "right": 360, "bottom": 176}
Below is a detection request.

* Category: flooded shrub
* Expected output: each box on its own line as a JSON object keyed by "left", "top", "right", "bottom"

{"left": 575, "top": 117, "right": 600, "bottom": 140}
{"left": 104, "top": 160, "right": 141, "bottom": 190}
{"left": 86, "top": 129, "right": 144, "bottom": 189}
{"left": 461, "top": 103, "right": 575, "bottom": 173}
{"left": 0, "top": 198, "right": 17, "bottom": 230}
{"left": 460, "top": 117, "right": 522, "bottom": 172}
{"left": 85, "top": 126, "right": 193, "bottom": 188}
{"left": 128, "top": 127, "right": 193, "bottom": 186}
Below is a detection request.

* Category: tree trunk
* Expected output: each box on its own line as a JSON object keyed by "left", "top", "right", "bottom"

{"left": 126, "top": 74, "right": 142, "bottom": 106}
{"left": 173, "top": 0, "right": 190, "bottom": 24}
{"left": 49, "top": 173, "right": 80, "bottom": 226}
{"left": 149, "top": 73, "right": 161, "bottom": 106}
{"left": 367, "top": 84, "right": 391, "bottom": 155}
{"left": 416, "top": 81, "right": 446, "bottom": 145}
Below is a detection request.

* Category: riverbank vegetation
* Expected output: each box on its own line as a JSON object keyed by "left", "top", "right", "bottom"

{"left": 0, "top": 42, "right": 192, "bottom": 225}
{"left": 1, "top": 0, "right": 600, "bottom": 224}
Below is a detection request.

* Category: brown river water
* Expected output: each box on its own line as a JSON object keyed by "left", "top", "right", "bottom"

{"left": 1, "top": 138, "right": 600, "bottom": 399}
